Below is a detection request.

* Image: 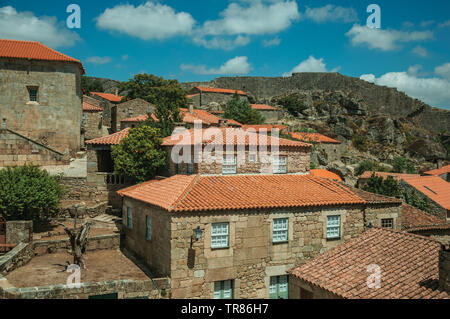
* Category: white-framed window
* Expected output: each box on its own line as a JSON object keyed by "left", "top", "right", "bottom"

{"left": 222, "top": 155, "right": 237, "bottom": 175}
{"left": 214, "top": 280, "right": 233, "bottom": 299}
{"left": 249, "top": 154, "right": 256, "bottom": 163}
{"left": 273, "top": 218, "right": 288, "bottom": 243}
{"left": 326, "top": 215, "right": 341, "bottom": 239}
{"left": 269, "top": 275, "right": 289, "bottom": 299}
{"left": 273, "top": 156, "right": 287, "bottom": 174}
{"left": 211, "top": 222, "right": 229, "bottom": 249}
{"left": 146, "top": 216, "right": 152, "bottom": 241}
{"left": 126, "top": 207, "right": 132, "bottom": 229}
{"left": 381, "top": 218, "right": 393, "bottom": 229}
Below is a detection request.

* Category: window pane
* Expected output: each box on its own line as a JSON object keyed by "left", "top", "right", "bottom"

{"left": 213, "top": 282, "right": 222, "bottom": 299}
{"left": 326, "top": 215, "right": 340, "bottom": 239}
{"left": 273, "top": 219, "right": 288, "bottom": 243}
{"left": 146, "top": 216, "right": 152, "bottom": 240}
{"left": 212, "top": 223, "right": 229, "bottom": 248}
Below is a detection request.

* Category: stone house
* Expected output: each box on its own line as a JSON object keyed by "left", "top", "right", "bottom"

{"left": 250, "top": 104, "right": 280, "bottom": 123}
{"left": 290, "top": 132, "right": 343, "bottom": 164}
{"left": 115, "top": 98, "right": 155, "bottom": 131}
{"left": 117, "top": 127, "right": 402, "bottom": 299}
{"left": 90, "top": 91, "right": 123, "bottom": 133}
{"left": 289, "top": 227, "right": 450, "bottom": 299}
{"left": 0, "top": 39, "right": 84, "bottom": 164}
{"left": 188, "top": 87, "right": 248, "bottom": 109}
{"left": 81, "top": 95, "right": 108, "bottom": 144}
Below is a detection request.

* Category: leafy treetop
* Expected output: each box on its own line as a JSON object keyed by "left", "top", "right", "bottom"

{"left": 224, "top": 93, "right": 265, "bottom": 125}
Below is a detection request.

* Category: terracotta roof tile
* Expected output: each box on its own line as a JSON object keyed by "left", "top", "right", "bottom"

{"left": 82, "top": 101, "right": 103, "bottom": 112}
{"left": 424, "top": 165, "right": 450, "bottom": 176}
{"left": 251, "top": 104, "right": 277, "bottom": 111}
{"left": 290, "top": 228, "right": 449, "bottom": 299}
{"left": 310, "top": 169, "right": 343, "bottom": 182}
{"left": 241, "top": 124, "right": 287, "bottom": 133}
{"left": 401, "top": 176, "right": 450, "bottom": 210}
{"left": 0, "top": 39, "right": 84, "bottom": 73}
{"left": 401, "top": 204, "right": 450, "bottom": 231}
{"left": 91, "top": 92, "right": 124, "bottom": 103}
{"left": 118, "top": 174, "right": 366, "bottom": 212}
{"left": 119, "top": 114, "right": 158, "bottom": 123}
{"left": 85, "top": 128, "right": 129, "bottom": 145}
{"left": 360, "top": 171, "right": 420, "bottom": 180}
{"left": 194, "top": 86, "right": 247, "bottom": 95}
{"left": 350, "top": 188, "right": 402, "bottom": 205}
{"left": 290, "top": 132, "right": 341, "bottom": 144}
{"left": 162, "top": 127, "right": 312, "bottom": 148}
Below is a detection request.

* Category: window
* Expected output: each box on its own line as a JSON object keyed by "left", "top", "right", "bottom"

{"left": 214, "top": 280, "right": 233, "bottom": 299}
{"left": 211, "top": 223, "right": 229, "bottom": 249}
{"left": 187, "top": 163, "right": 194, "bottom": 174}
{"left": 273, "top": 218, "right": 288, "bottom": 243}
{"left": 447, "top": 211, "right": 450, "bottom": 220}
{"left": 222, "top": 156, "right": 237, "bottom": 174}
{"left": 269, "top": 275, "right": 288, "bottom": 299}
{"left": 146, "top": 216, "right": 152, "bottom": 241}
{"left": 326, "top": 215, "right": 341, "bottom": 239}
{"left": 273, "top": 156, "right": 287, "bottom": 174}
{"left": 381, "top": 218, "right": 393, "bottom": 229}
{"left": 82, "top": 114, "right": 87, "bottom": 126}
{"left": 126, "top": 207, "right": 132, "bottom": 229}
{"left": 249, "top": 154, "right": 256, "bottom": 163}
{"left": 27, "top": 86, "right": 38, "bottom": 102}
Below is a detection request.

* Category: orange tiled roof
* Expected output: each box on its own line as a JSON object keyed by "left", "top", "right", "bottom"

{"left": 82, "top": 101, "right": 103, "bottom": 112}
{"left": 120, "top": 114, "right": 158, "bottom": 123}
{"left": 290, "top": 132, "right": 341, "bottom": 144}
{"left": 194, "top": 86, "right": 247, "bottom": 96}
{"left": 424, "top": 165, "right": 450, "bottom": 176}
{"left": 251, "top": 104, "right": 277, "bottom": 111}
{"left": 85, "top": 128, "right": 129, "bottom": 146}
{"left": 289, "top": 228, "right": 449, "bottom": 299}
{"left": 401, "top": 204, "right": 450, "bottom": 231}
{"left": 401, "top": 176, "right": 450, "bottom": 210}
{"left": 241, "top": 124, "right": 287, "bottom": 133}
{"left": 359, "top": 171, "right": 420, "bottom": 180}
{"left": 118, "top": 174, "right": 365, "bottom": 212}
{"left": 91, "top": 92, "right": 124, "bottom": 103}
{"left": 187, "top": 94, "right": 199, "bottom": 99}
{"left": 310, "top": 169, "right": 343, "bottom": 182}
{"left": 162, "top": 127, "right": 312, "bottom": 148}
{"left": 350, "top": 188, "right": 402, "bottom": 205}
{"left": 0, "top": 39, "right": 85, "bottom": 73}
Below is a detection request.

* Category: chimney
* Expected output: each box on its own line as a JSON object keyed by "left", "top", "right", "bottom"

{"left": 115, "top": 88, "right": 119, "bottom": 96}
{"left": 439, "top": 245, "right": 450, "bottom": 292}
{"left": 188, "top": 103, "right": 194, "bottom": 114}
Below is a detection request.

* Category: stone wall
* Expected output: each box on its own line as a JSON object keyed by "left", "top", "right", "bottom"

{"left": 83, "top": 110, "right": 104, "bottom": 141}
{"left": 0, "top": 58, "right": 82, "bottom": 156}
{"left": 400, "top": 182, "right": 448, "bottom": 220}
{"left": 116, "top": 98, "right": 155, "bottom": 129}
{"left": 33, "top": 234, "right": 120, "bottom": 256}
{"left": 0, "top": 277, "right": 170, "bottom": 299}
{"left": 256, "top": 109, "right": 280, "bottom": 123}
{"left": 0, "top": 243, "right": 33, "bottom": 276}
{"left": 408, "top": 229, "right": 450, "bottom": 245}
{"left": 167, "top": 146, "right": 311, "bottom": 176}
{"left": 190, "top": 90, "right": 249, "bottom": 109}
{"left": 364, "top": 205, "right": 402, "bottom": 230}
{"left": 6, "top": 221, "right": 33, "bottom": 244}
{"left": 288, "top": 275, "right": 341, "bottom": 299}
{"left": 0, "top": 129, "right": 67, "bottom": 167}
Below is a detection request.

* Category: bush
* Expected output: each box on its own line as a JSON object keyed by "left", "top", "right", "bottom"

{"left": 392, "top": 156, "right": 416, "bottom": 174}
{"left": 355, "top": 160, "right": 375, "bottom": 176}
{"left": 0, "top": 165, "right": 64, "bottom": 221}
{"left": 278, "top": 95, "right": 308, "bottom": 117}
{"left": 224, "top": 94, "right": 265, "bottom": 125}
{"left": 352, "top": 134, "right": 369, "bottom": 152}
{"left": 111, "top": 124, "right": 167, "bottom": 183}
{"left": 362, "top": 174, "right": 401, "bottom": 198}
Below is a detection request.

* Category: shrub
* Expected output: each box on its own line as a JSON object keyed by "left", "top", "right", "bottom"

{"left": 392, "top": 156, "right": 416, "bottom": 174}
{"left": 224, "top": 94, "right": 265, "bottom": 125}
{"left": 352, "top": 134, "right": 369, "bottom": 152}
{"left": 355, "top": 160, "right": 375, "bottom": 176}
{"left": 0, "top": 165, "right": 64, "bottom": 221}
{"left": 278, "top": 95, "right": 308, "bottom": 117}
{"left": 111, "top": 124, "right": 167, "bottom": 183}
{"left": 362, "top": 174, "right": 401, "bottom": 198}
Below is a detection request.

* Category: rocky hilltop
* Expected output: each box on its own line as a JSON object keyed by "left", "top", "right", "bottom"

{"left": 182, "top": 73, "right": 449, "bottom": 135}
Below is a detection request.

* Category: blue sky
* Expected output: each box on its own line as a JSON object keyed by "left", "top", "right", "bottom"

{"left": 1, "top": 0, "right": 450, "bottom": 109}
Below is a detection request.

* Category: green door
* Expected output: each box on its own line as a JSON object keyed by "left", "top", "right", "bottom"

{"left": 269, "top": 275, "right": 289, "bottom": 299}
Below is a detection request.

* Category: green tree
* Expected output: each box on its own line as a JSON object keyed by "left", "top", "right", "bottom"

{"left": 120, "top": 74, "right": 186, "bottom": 137}
{"left": 111, "top": 124, "right": 167, "bottom": 183}
{"left": 81, "top": 76, "right": 103, "bottom": 93}
{"left": 0, "top": 165, "right": 64, "bottom": 222}
{"left": 392, "top": 156, "right": 416, "bottom": 174}
{"left": 362, "top": 174, "right": 401, "bottom": 198}
{"left": 224, "top": 94, "right": 265, "bottom": 125}
{"left": 278, "top": 95, "right": 308, "bottom": 117}
{"left": 355, "top": 160, "right": 375, "bottom": 176}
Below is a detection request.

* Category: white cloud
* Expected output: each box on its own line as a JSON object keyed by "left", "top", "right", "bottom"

{"left": 181, "top": 56, "right": 252, "bottom": 75}
{"left": 346, "top": 24, "right": 434, "bottom": 51}
{"left": 412, "top": 45, "right": 428, "bottom": 57}
{"left": 199, "top": 0, "right": 300, "bottom": 36}
{"left": 435, "top": 63, "right": 450, "bottom": 81}
{"left": 96, "top": 2, "right": 195, "bottom": 40}
{"left": 360, "top": 68, "right": 450, "bottom": 108}
{"left": 283, "top": 56, "right": 340, "bottom": 77}
{"left": 262, "top": 36, "right": 281, "bottom": 47}
{"left": 304, "top": 5, "right": 358, "bottom": 23}
{"left": 192, "top": 35, "right": 250, "bottom": 51}
{"left": 420, "top": 20, "right": 435, "bottom": 27}
{"left": 86, "top": 56, "right": 112, "bottom": 65}
{"left": 438, "top": 20, "right": 450, "bottom": 28}
{"left": 0, "top": 6, "right": 80, "bottom": 48}
{"left": 407, "top": 65, "right": 422, "bottom": 75}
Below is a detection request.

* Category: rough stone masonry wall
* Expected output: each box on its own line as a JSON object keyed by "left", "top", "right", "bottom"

{"left": 364, "top": 205, "right": 402, "bottom": 230}
{"left": 0, "top": 58, "right": 82, "bottom": 156}
{"left": 288, "top": 275, "right": 341, "bottom": 299}
{"left": 0, "top": 129, "right": 66, "bottom": 167}
{"left": 167, "top": 146, "right": 310, "bottom": 176}
{"left": 166, "top": 205, "right": 365, "bottom": 299}
{"left": 116, "top": 98, "right": 155, "bottom": 128}
{"left": 0, "top": 243, "right": 33, "bottom": 276}
{"left": 6, "top": 221, "right": 33, "bottom": 244}
{"left": 83, "top": 111, "right": 104, "bottom": 141}
{"left": 0, "top": 277, "right": 170, "bottom": 299}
